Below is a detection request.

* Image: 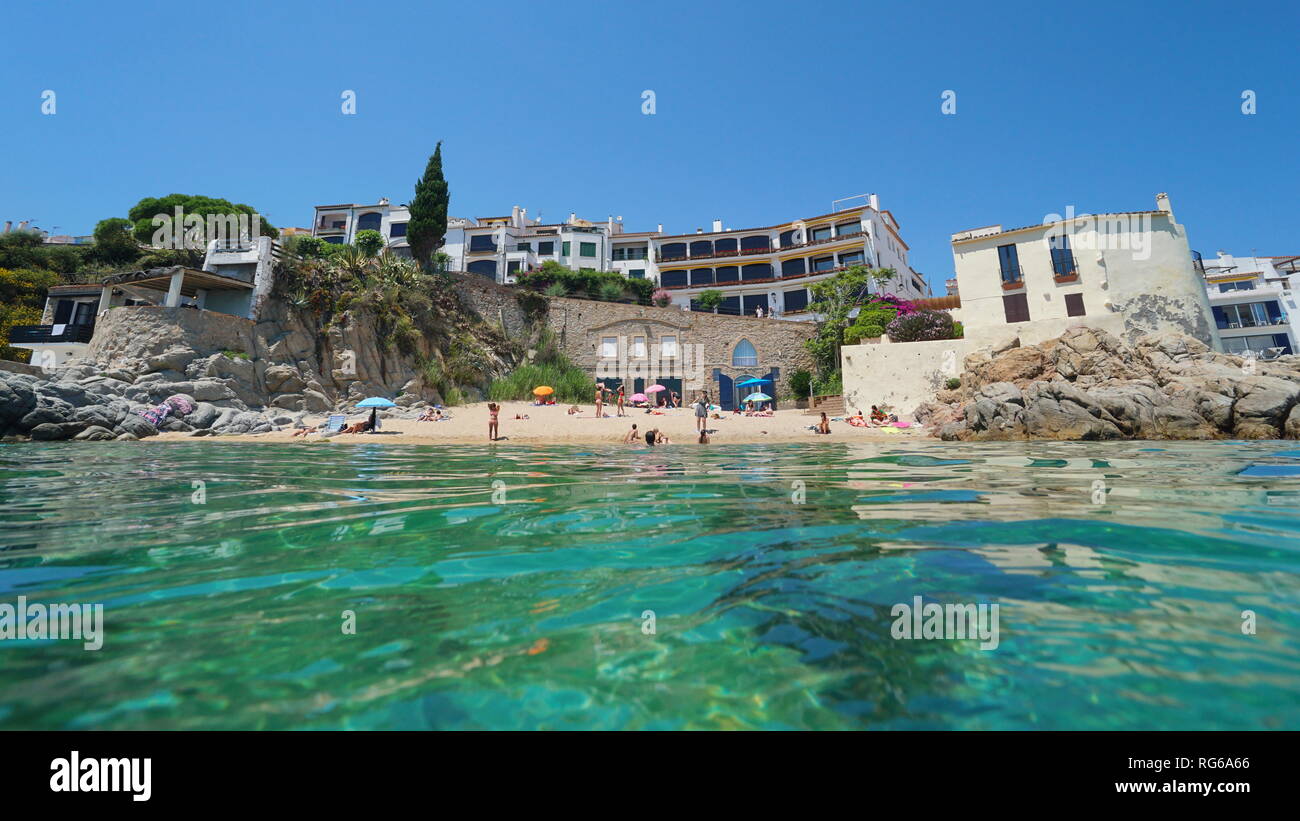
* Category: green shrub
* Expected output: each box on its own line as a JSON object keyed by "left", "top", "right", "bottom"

{"left": 790, "top": 369, "right": 812, "bottom": 397}
{"left": 696, "top": 289, "right": 723, "bottom": 312}
{"left": 885, "top": 309, "right": 956, "bottom": 342}
{"left": 812, "top": 370, "right": 843, "bottom": 396}
{"left": 945, "top": 377, "right": 961, "bottom": 390}
{"left": 354, "top": 230, "right": 386, "bottom": 257}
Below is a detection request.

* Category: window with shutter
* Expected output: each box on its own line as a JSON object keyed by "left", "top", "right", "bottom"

{"left": 1064, "top": 293, "right": 1086, "bottom": 317}
{"left": 1002, "top": 293, "right": 1030, "bottom": 323}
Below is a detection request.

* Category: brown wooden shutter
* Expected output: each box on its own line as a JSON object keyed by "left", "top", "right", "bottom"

{"left": 1064, "top": 293, "right": 1086, "bottom": 317}
{"left": 1002, "top": 293, "right": 1030, "bottom": 323}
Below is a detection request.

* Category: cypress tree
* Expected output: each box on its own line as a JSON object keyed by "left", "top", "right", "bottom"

{"left": 408, "top": 142, "right": 449, "bottom": 270}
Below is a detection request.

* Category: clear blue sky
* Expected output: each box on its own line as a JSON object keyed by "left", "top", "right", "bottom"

{"left": 2, "top": 0, "right": 1296, "bottom": 291}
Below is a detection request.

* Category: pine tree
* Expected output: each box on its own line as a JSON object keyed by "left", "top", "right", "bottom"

{"left": 408, "top": 142, "right": 449, "bottom": 270}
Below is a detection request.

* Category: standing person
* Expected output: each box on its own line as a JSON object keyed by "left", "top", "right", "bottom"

{"left": 595, "top": 384, "right": 604, "bottom": 419}
{"left": 694, "top": 393, "right": 708, "bottom": 433}
{"left": 670, "top": 390, "right": 679, "bottom": 409}
{"left": 617, "top": 384, "right": 626, "bottom": 417}
{"left": 488, "top": 402, "right": 500, "bottom": 441}
{"left": 756, "top": 305, "right": 764, "bottom": 319}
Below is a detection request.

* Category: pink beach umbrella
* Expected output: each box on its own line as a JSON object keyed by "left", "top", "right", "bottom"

{"left": 629, "top": 392, "right": 648, "bottom": 402}
{"left": 645, "top": 384, "right": 666, "bottom": 393}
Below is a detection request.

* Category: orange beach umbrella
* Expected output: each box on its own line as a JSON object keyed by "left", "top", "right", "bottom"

{"left": 533, "top": 386, "right": 554, "bottom": 396}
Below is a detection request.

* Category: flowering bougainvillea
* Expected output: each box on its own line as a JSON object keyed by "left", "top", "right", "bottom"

{"left": 885, "top": 308, "right": 956, "bottom": 342}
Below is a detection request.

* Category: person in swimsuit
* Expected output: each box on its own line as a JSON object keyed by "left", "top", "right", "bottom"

{"left": 617, "top": 385, "right": 625, "bottom": 417}
{"left": 623, "top": 423, "right": 640, "bottom": 444}
{"left": 488, "top": 402, "right": 500, "bottom": 441}
{"left": 694, "top": 393, "right": 708, "bottom": 432}
{"left": 595, "top": 385, "right": 604, "bottom": 418}
{"left": 644, "top": 428, "right": 657, "bottom": 446}
{"left": 817, "top": 412, "right": 831, "bottom": 435}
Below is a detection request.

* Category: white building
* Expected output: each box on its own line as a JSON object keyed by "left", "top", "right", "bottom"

{"left": 438, "top": 206, "right": 648, "bottom": 285}
{"left": 1196, "top": 250, "right": 1298, "bottom": 357}
{"left": 311, "top": 192, "right": 926, "bottom": 321}
{"left": 947, "top": 193, "right": 1220, "bottom": 349}
{"left": 8, "top": 237, "right": 278, "bottom": 369}
{"left": 652, "top": 195, "right": 928, "bottom": 320}
{"left": 312, "top": 199, "right": 410, "bottom": 255}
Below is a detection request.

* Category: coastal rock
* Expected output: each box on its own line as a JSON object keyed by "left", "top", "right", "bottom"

{"left": 1286, "top": 404, "right": 1300, "bottom": 439}
{"left": 74, "top": 425, "right": 116, "bottom": 441}
{"left": 114, "top": 414, "right": 159, "bottom": 439}
{"left": 933, "top": 328, "right": 1300, "bottom": 441}
{"left": 114, "top": 432, "right": 139, "bottom": 441}
{"left": 29, "top": 423, "right": 67, "bottom": 441}
{"left": 1231, "top": 375, "right": 1300, "bottom": 439}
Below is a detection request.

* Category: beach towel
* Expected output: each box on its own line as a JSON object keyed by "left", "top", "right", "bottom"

{"left": 135, "top": 394, "right": 196, "bottom": 427}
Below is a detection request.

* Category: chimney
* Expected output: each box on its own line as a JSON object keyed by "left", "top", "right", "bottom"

{"left": 711, "top": 219, "right": 723, "bottom": 233}
{"left": 696, "top": 227, "right": 703, "bottom": 234}
{"left": 657, "top": 223, "right": 663, "bottom": 233}
{"left": 569, "top": 212, "right": 577, "bottom": 224}
{"left": 378, "top": 197, "right": 390, "bottom": 206}
{"left": 512, "top": 205, "right": 521, "bottom": 227}
{"left": 1156, "top": 192, "right": 1172, "bottom": 214}
{"left": 2, "top": 221, "right": 10, "bottom": 234}
{"left": 17, "top": 220, "right": 29, "bottom": 230}
{"left": 868, "top": 194, "right": 880, "bottom": 211}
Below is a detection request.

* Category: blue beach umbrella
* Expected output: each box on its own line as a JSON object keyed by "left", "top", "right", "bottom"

{"left": 736, "top": 378, "right": 771, "bottom": 387}
{"left": 356, "top": 397, "right": 397, "bottom": 408}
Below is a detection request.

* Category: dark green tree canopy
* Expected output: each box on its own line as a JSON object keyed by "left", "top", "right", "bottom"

{"left": 125, "top": 194, "right": 278, "bottom": 243}
{"left": 408, "top": 142, "right": 449, "bottom": 270}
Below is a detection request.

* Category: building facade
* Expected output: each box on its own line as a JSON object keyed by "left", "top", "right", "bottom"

{"left": 651, "top": 195, "right": 928, "bottom": 320}
{"left": 1196, "top": 250, "right": 1298, "bottom": 357}
{"left": 312, "top": 199, "right": 410, "bottom": 255}
{"left": 948, "top": 193, "right": 1220, "bottom": 349}
{"left": 312, "top": 193, "right": 926, "bottom": 321}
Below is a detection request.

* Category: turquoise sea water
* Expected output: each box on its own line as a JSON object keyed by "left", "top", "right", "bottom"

{"left": 0, "top": 440, "right": 1297, "bottom": 730}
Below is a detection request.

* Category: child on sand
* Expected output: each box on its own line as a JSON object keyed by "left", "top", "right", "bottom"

{"left": 697, "top": 430, "right": 710, "bottom": 444}
{"left": 818, "top": 412, "right": 831, "bottom": 435}
{"left": 488, "top": 402, "right": 500, "bottom": 441}
{"left": 623, "top": 424, "right": 640, "bottom": 444}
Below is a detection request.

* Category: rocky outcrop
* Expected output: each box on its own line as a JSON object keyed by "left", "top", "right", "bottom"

{"left": 1, "top": 281, "right": 527, "bottom": 441}
{"left": 918, "top": 326, "right": 1300, "bottom": 441}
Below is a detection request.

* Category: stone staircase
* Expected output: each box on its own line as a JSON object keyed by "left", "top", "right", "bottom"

{"left": 804, "top": 395, "right": 845, "bottom": 416}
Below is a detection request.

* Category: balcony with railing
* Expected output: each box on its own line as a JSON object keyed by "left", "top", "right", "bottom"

{"left": 8, "top": 324, "right": 96, "bottom": 345}
{"left": 1000, "top": 265, "right": 1025, "bottom": 289}
{"left": 655, "top": 230, "right": 866, "bottom": 263}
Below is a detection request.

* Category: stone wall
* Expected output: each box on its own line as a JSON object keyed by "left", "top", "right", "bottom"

{"left": 454, "top": 275, "right": 818, "bottom": 403}
{"left": 842, "top": 337, "right": 979, "bottom": 418}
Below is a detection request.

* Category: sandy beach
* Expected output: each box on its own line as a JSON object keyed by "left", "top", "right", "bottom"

{"left": 156, "top": 400, "right": 933, "bottom": 445}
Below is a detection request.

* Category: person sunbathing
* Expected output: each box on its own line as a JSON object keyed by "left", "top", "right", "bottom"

{"left": 418, "top": 408, "right": 443, "bottom": 421}
{"left": 567, "top": 405, "right": 581, "bottom": 415}
{"left": 342, "top": 420, "right": 370, "bottom": 434}
{"left": 869, "top": 405, "right": 888, "bottom": 425}
{"left": 292, "top": 425, "right": 319, "bottom": 437}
